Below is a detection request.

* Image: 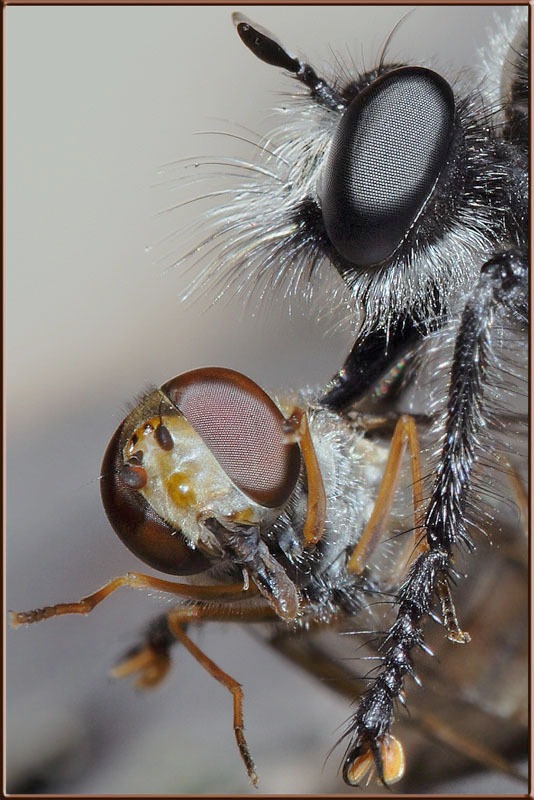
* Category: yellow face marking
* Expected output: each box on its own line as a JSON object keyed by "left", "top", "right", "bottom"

{"left": 230, "top": 507, "right": 257, "bottom": 524}
{"left": 167, "top": 470, "right": 197, "bottom": 508}
{"left": 122, "top": 411, "right": 264, "bottom": 542}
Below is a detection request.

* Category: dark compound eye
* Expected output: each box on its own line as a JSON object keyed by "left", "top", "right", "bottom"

{"left": 161, "top": 367, "right": 301, "bottom": 509}
{"left": 319, "top": 67, "right": 456, "bottom": 267}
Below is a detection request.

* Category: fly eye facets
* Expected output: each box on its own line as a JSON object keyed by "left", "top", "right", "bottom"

{"left": 319, "top": 67, "right": 456, "bottom": 267}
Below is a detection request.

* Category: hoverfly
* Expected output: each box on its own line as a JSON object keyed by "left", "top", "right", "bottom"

{"left": 7, "top": 5, "right": 527, "bottom": 794}
{"left": 9, "top": 366, "right": 527, "bottom": 792}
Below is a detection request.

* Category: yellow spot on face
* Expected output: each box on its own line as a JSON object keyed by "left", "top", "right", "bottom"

{"left": 167, "top": 471, "right": 197, "bottom": 508}
{"left": 231, "top": 507, "right": 257, "bottom": 524}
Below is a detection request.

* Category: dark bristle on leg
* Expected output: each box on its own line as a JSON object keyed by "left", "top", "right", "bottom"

{"left": 425, "top": 250, "right": 528, "bottom": 552}
{"left": 343, "top": 548, "right": 448, "bottom": 786}
{"left": 343, "top": 249, "right": 527, "bottom": 786}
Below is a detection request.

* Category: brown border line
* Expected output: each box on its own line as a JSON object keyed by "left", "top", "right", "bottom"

{"left": 3, "top": 3, "right": 530, "bottom": 800}
{"left": 2, "top": 0, "right": 532, "bottom": 7}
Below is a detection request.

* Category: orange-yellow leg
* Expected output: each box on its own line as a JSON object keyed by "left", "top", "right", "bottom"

{"left": 111, "top": 642, "right": 172, "bottom": 689}
{"left": 347, "top": 414, "right": 425, "bottom": 575}
{"left": 345, "top": 414, "right": 470, "bottom": 644}
{"left": 112, "top": 603, "right": 276, "bottom": 690}
{"left": 284, "top": 408, "right": 327, "bottom": 546}
{"left": 9, "top": 572, "right": 257, "bottom": 628}
{"left": 166, "top": 611, "right": 260, "bottom": 787}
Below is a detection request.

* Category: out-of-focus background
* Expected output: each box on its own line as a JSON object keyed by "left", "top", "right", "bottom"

{"left": 6, "top": 5, "right": 526, "bottom": 794}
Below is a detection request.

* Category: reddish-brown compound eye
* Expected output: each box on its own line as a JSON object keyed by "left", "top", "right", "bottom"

{"left": 100, "top": 420, "right": 211, "bottom": 576}
{"left": 161, "top": 367, "right": 301, "bottom": 508}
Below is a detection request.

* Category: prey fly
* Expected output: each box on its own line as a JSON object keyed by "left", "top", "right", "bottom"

{"left": 10, "top": 366, "right": 527, "bottom": 791}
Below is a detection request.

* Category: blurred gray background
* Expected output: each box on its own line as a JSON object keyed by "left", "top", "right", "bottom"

{"left": 6, "top": 5, "right": 526, "bottom": 794}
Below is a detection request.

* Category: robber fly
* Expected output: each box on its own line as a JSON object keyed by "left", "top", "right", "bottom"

{"left": 165, "top": 6, "right": 528, "bottom": 789}
{"left": 7, "top": 6, "right": 527, "bottom": 794}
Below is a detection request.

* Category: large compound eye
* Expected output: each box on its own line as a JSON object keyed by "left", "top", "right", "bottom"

{"left": 161, "top": 367, "right": 301, "bottom": 508}
{"left": 100, "top": 420, "right": 212, "bottom": 576}
{"left": 319, "top": 67, "right": 456, "bottom": 267}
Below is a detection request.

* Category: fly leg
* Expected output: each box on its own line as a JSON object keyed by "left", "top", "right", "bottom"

{"left": 266, "top": 630, "right": 526, "bottom": 786}
{"left": 340, "top": 412, "right": 425, "bottom": 785}
{"left": 111, "top": 603, "right": 277, "bottom": 688}
{"left": 167, "top": 613, "right": 258, "bottom": 786}
{"left": 111, "top": 603, "right": 277, "bottom": 787}
{"left": 341, "top": 249, "right": 527, "bottom": 787}
{"left": 347, "top": 413, "right": 425, "bottom": 577}
{"left": 284, "top": 407, "right": 327, "bottom": 545}
{"left": 9, "top": 573, "right": 257, "bottom": 628}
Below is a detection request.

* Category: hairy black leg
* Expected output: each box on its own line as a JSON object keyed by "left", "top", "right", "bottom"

{"left": 425, "top": 249, "right": 527, "bottom": 549}
{"left": 320, "top": 315, "right": 423, "bottom": 411}
{"left": 321, "top": 287, "right": 444, "bottom": 410}
{"left": 341, "top": 249, "right": 527, "bottom": 786}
